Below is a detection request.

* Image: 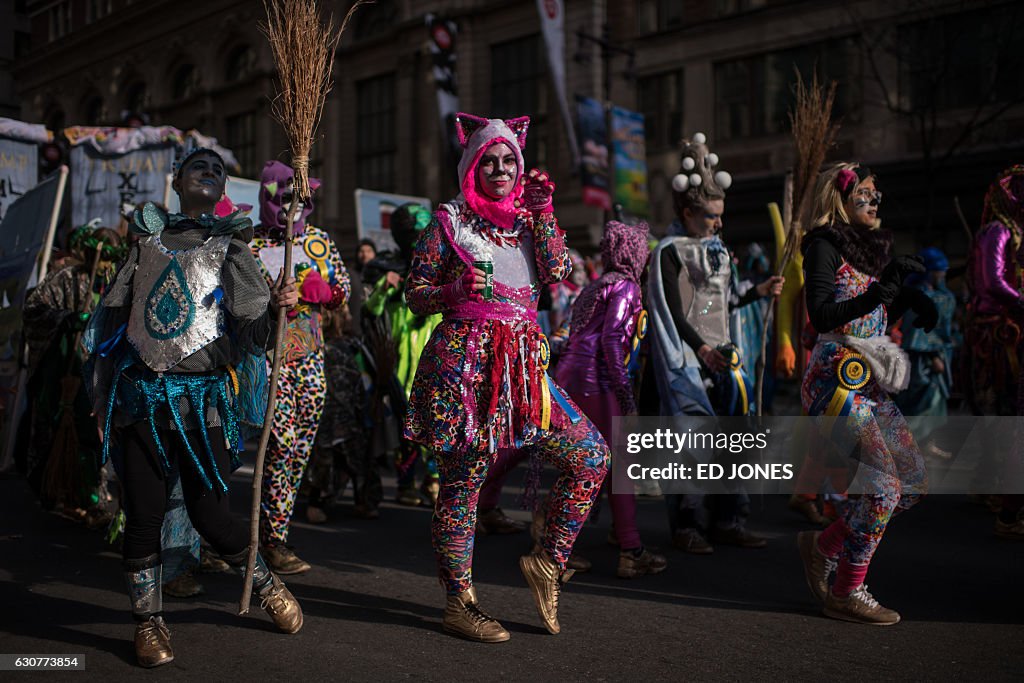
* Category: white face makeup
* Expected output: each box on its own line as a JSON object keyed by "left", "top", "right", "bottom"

{"left": 846, "top": 177, "right": 881, "bottom": 228}
{"left": 476, "top": 142, "right": 518, "bottom": 199}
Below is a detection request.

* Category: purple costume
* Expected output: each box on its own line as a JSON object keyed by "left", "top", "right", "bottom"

{"left": 555, "top": 221, "right": 650, "bottom": 549}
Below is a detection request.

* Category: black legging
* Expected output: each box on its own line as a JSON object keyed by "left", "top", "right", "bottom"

{"left": 120, "top": 422, "right": 248, "bottom": 562}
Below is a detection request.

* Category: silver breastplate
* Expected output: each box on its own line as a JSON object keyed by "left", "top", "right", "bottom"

{"left": 674, "top": 236, "right": 732, "bottom": 348}
{"left": 127, "top": 234, "right": 232, "bottom": 371}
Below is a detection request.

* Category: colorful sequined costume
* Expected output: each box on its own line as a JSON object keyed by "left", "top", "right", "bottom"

{"left": 555, "top": 221, "right": 649, "bottom": 551}
{"left": 251, "top": 160, "right": 350, "bottom": 546}
{"left": 800, "top": 222, "right": 927, "bottom": 576}
{"left": 403, "top": 115, "right": 608, "bottom": 594}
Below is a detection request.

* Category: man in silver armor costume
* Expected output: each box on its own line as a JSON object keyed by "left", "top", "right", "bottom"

{"left": 647, "top": 133, "right": 784, "bottom": 554}
{"left": 85, "top": 148, "right": 303, "bottom": 668}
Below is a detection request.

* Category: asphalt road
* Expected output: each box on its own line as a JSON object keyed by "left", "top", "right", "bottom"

{"left": 1, "top": 456, "right": 1021, "bottom": 681}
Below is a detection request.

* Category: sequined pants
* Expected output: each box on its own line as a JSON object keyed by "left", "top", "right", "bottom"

{"left": 432, "top": 416, "right": 608, "bottom": 594}
{"left": 260, "top": 351, "right": 326, "bottom": 544}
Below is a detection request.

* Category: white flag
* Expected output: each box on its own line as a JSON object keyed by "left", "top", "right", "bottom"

{"left": 535, "top": 0, "right": 580, "bottom": 167}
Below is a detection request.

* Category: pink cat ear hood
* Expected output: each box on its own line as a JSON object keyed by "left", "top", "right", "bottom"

{"left": 455, "top": 113, "right": 529, "bottom": 229}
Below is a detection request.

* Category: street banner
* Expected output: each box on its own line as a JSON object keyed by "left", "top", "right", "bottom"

{"left": 69, "top": 144, "right": 175, "bottom": 228}
{"left": 65, "top": 125, "right": 238, "bottom": 229}
{"left": 0, "top": 168, "right": 67, "bottom": 468}
{"left": 576, "top": 95, "right": 611, "bottom": 210}
{"left": 536, "top": 0, "right": 580, "bottom": 167}
{"left": 354, "top": 189, "right": 432, "bottom": 253}
{"left": 0, "top": 139, "right": 39, "bottom": 222}
{"left": 425, "top": 14, "right": 461, "bottom": 179}
{"left": 611, "top": 105, "right": 650, "bottom": 217}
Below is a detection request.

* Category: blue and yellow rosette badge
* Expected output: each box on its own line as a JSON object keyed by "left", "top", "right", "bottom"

{"left": 538, "top": 334, "right": 552, "bottom": 430}
{"left": 826, "top": 352, "right": 870, "bottom": 417}
{"left": 624, "top": 309, "right": 649, "bottom": 367}
{"left": 303, "top": 233, "right": 331, "bottom": 279}
{"left": 724, "top": 346, "right": 749, "bottom": 415}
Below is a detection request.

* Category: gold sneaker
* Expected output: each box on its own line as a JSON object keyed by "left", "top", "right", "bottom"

{"left": 823, "top": 585, "right": 900, "bottom": 626}
{"left": 519, "top": 551, "right": 573, "bottom": 635}
{"left": 616, "top": 548, "right": 668, "bottom": 579}
{"left": 134, "top": 616, "right": 174, "bottom": 668}
{"left": 797, "top": 531, "right": 836, "bottom": 604}
{"left": 443, "top": 587, "right": 510, "bottom": 643}
{"left": 260, "top": 576, "right": 304, "bottom": 634}
{"left": 262, "top": 544, "right": 312, "bottom": 575}
{"left": 477, "top": 507, "right": 527, "bottom": 535}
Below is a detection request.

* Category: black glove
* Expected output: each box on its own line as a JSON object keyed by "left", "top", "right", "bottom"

{"left": 880, "top": 255, "right": 925, "bottom": 287}
{"left": 867, "top": 280, "right": 901, "bottom": 306}
{"left": 908, "top": 290, "right": 938, "bottom": 332}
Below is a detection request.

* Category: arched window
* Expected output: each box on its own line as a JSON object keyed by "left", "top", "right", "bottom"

{"left": 124, "top": 81, "right": 148, "bottom": 114}
{"left": 82, "top": 94, "right": 105, "bottom": 126}
{"left": 44, "top": 106, "right": 66, "bottom": 132}
{"left": 171, "top": 65, "right": 200, "bottom": 101}
{"left": 225, "top": 45, "right": 257, "bottom": 83}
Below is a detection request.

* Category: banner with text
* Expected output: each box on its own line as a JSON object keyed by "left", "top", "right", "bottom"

{"left": 0, "top": 138, "right": 39, "bottom": 221}
{"left": 69, "top": 144, "right": 175, "bottom": 228}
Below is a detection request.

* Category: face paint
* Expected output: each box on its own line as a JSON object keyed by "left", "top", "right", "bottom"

{"left": 845, "top": 178, "right": 879, "bottom": 228}
{"left": 476, "top": 142, "right": 518, "bottom": 199}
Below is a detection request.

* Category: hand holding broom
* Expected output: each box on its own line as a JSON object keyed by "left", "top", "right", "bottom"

{"left": 240, "top": 0, "right": 370, "bottom": 615}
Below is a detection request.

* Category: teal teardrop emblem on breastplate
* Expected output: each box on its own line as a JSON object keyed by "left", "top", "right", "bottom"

{"left": 145, "top": 258, "right": 195, "bottom": 340}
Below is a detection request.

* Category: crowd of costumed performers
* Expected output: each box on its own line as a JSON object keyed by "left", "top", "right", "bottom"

{"left": 15, "top": 112, "right": 1024, "bottom": 667}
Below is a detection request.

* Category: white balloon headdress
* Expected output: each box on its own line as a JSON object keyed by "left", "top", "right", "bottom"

{"left": 671, "top": 132, "right": 732, "bottom": 204}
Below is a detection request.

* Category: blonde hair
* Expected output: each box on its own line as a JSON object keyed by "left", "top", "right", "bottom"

{"left": 811, "top": 161, "right": 876, "bottom": 229}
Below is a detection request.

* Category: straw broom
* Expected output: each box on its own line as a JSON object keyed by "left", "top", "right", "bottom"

{"left": 42, "top": 241, "right": 106, "bottom": 506}
{"left": 755, "top": 72, "right": 838, "bottom": 416}
{"left": 240, "top": 0, "right": 370, "bottom": 614}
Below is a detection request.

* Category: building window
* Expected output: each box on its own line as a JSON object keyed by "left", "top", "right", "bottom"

{"left": 172, "top": 65, "right": 200, "bottom": 101}
{"left": 82, "top": 95, "right": 104, "bottom": 126}
{"left": 356, "top": 73, "right": 396, "bottom": 191}
{"left": 225, "top": 46, "right": 258, "bottom": 83}
{"left": 86, "top": 0, "right": 112, "bottom": 23}
{"left": 898, "top": 5, "right": 1024, "bottom": 113}
{"left": 225, "top": 112, "right": 256, "bottom": 178}
{"left": 713, "top": 0, "right": 765, "bottom": 18}
{"left": 638, "top": 70, "right": 684, "bottom": 150}
{"left": 491, "top": 34, "right": 548, "bottom": 166}
{"left": 714, "top": 38, "right": 856, "bottom": 140}
{"left": 124, "top": 81, "right": 148, "bottom": 115}
{"left": 637, "top": 0, "right": 683, "bottom": 34}
{"left": 353, "top": 0, "right": 397, "bottom": 41}
{"left": 48, "top": 1, "right": 72, "bottom": 41}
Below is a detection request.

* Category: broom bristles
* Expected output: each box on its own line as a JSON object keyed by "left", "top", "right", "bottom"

{"left": 777, "top": 70, "right": 838, "bottom": 275}
{"left": 261, "top": 0, "right": 372, "bottom": 200}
